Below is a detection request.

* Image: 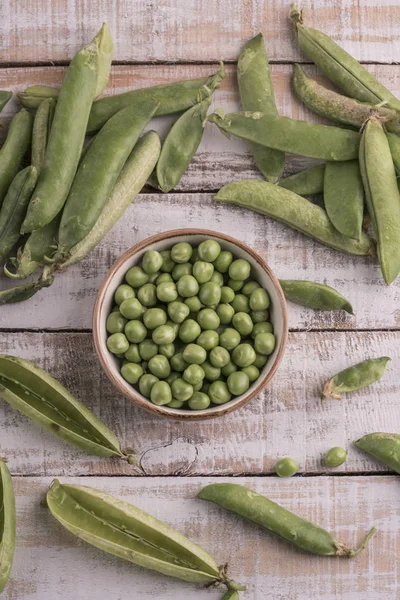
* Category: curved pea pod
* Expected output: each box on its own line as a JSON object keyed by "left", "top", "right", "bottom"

{"left": 208, "top": 110, "right": 360, "bottom": 161}
{"left": 0, "top": 166, "right": 38, "bottom": 258}
{"left": 0, "top": 355, "right": 125, "bottom": 458}
{"left": 21, "top": 24, "right": 113, "bottom": 234}
{"left": 0, "top": 109, "right": 33, "bottom": 208}
{"left": 0, "top": 459, "right": 16, "bottom": 594}
{"left": 0, "top": 273, "right": 54, "bottom": 305}
{"left": 18, "top": 85, "right": 59, "bottom": 110}
{"left": 353, "top": 433, "right": 400, "bottom": 474}
{"left": 279, "top": 280, "right": 353, "bottom": 314}
{"left": 293, "top": 64, "right": 400, "bottom": 134}
{"left": 0, "top": 91, "right": 12, "bottom": 113}
{"left": 31, "top": 97, "right": 55, "bottom": 173}
{"left": 290, "top": 5, "right": 400, "bottom": 109}
{"left": 198, "top": 483, "right": 376, "bottom": 557}
{"left": 278, "top": 164, "right": 325, "bottom": 196}
{"left": 386, "top": 132, "right": 400, "bottom": 175}
{"left": 215, "top": 180, "right": 374, "bottom": 256}
{"left": 237, "top": 34, "right": 284, "bottom": 183}
{"left": 322, "top": 356, "right": 391, "bottom": 400}
{"left": 359, "top": 118, "right": 400, "bottom": 285}
{"left": 60, "top": 131, "right": 161, "bottom": 270}
{"left": 324, "top": 160, "right": 364, "bottom": 240}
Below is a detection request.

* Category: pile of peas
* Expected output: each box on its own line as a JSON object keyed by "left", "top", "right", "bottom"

{"left": 106, "top": 239, "right": 276, "bottom": 410}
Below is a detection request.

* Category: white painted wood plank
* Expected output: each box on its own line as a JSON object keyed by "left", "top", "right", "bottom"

{"left": 2, "top": 476, "right": 399, "bottom": 600}
{"left": 0, "top": 331, "right": 398, "bottom": 476}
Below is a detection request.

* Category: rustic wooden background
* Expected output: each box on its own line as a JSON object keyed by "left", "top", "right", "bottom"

{"left": 0, "top": 1, "right": 399, "bottom": 598}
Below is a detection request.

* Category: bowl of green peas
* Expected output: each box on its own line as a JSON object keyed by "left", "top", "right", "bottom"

{"left": 93, "top": 229, "right": 288, "bottom": 420}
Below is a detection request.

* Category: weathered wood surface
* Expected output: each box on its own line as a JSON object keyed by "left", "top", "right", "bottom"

{"left": 1, "top": 330, "right": 398, "bottom": 477}
{"left": 2, "top": 476, "right": 399, "bottom": 600}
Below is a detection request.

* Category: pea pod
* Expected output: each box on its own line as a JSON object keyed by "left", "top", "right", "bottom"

{"left": 0, "top": 459, "right": 16, "bottom": 594}
{"left": 291, "top": 5, "right": 400, "bottom": 109}
{"left": 0, "top": 109, "right": 33, "bottom": 208}
{"left": 279, "top": 280, "right": 353, "bottom": 314}
{"left": 322, "top": 356, "right": 391, "bottom": 400}
{"left": 215, "top": 180, "right": 374, "bottom": 256}
{"left": 386, "top": 132, "right": 400, "bottom": 175}
{"left": 324, "top": 160, "right": 364, "bottom": 240}
{"left": 222, "top": 592, "right": 239, "bottom": 600}
{"left": 17, "top": 85, "right": 59, "bottom": 109}
{"left": 237, "top": 34, "right": 284, "bottom": 183}
{"left": 353, "top": 433, "right": 400, "bottom": 474}
{"left": 278, "top": 164, "right": 325, "bottom": 196}
{"left": 359, "top": 118, "right": 400, "bottom": 285}
{"left": 198, "top": 483, "right": 376, "bottom": 557}
{"left": 293, "top": 64, "right": 400, "bottom": 133}
{"left": 208, "top": 110, "right": 360, "bottom": 161}
{"left": 0, "top": 273, "right": 54, "bottom": 305}
{"left": 0, "top": 91, "right": 12, "bottom": 113}
{"left": 21, "top": 24, "right": 113, "bottom": 234}
{"left": 31, "top": 97, "right": 55, "bottom": 173}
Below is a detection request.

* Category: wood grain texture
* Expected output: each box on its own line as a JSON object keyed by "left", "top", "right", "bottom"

{"left": 0, "top": 331, "right": 398, "bottom": 477}
{"left": 2, "top": 475, "right": 399, "bottom": 600}
{"left": 1, "top": 0, "right": 400, "bottom": 64}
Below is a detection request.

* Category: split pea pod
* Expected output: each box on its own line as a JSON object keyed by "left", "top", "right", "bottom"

{"left": 237, "top": 34, "right": 284, "bottom": 183}
{"left": 215, "top": 180, "right": 374, "bottom": 256}
{"left": 322, "top": 357, "right": 391, "bottom": 400}
{"left": 31, "top": 98, "right": 55, "bottom": 173}
{"left": 0, "top": 109, "right": 33, "bottom": 208}
{"left": 0, "top": 459, "right": 16, "bottom": 594}
{"left": 386, "top": 132, "right": 400, "bottom": 175}
{"left": 293, "top": 64, "right": 400, "bottom": 133}
{"left": 0, "top": 273, "right": 54, "bottom": 305}
{"left": 291, "top": 5, "right": 400, "bottom": 109}
{"left": 353, "top": 433, "right": 400, "bottom": 474}
{"left": 208, "top": 110, "right": 360, "bottom": 161}
{"left": 278, "top": 164, "right": 325, "bottom": 196}
{"left": 21, "top": 24, "right": 113, "bottom": 234}
{"left": 324, "top": 160, "right": 364, "bottom": 240}
{"left": 198, "top": 483, "right": 376, "bottom": 557}
{"left": 359, "top": 118, "right": 400, "bottom": 285}
{"left": 0, "top": 91, "right": 12, "bottom": 113}
{"left": 17, "top": 85, "right": 59, "bottom": 110}
{"left": 279, "top": 280, "right": 353, "bottom": 314}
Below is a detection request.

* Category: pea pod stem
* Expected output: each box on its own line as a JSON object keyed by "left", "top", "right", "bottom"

{"left": 353, "top": 433, "right": 400, "bottom": 474}
{"left": 322, "top": 357, "right": 391, "bottom": 400}
{"left": 0, "top": 271, "right": 54, "bottom": 305}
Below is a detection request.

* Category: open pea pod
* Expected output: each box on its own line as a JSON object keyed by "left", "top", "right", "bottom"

{"left": 0, "top": 459, "right": 16, "bottom": 594}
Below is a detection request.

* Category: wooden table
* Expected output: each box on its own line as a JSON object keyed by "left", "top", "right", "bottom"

{"left": 1, "top": 1, "right": 399, "bottom": 598}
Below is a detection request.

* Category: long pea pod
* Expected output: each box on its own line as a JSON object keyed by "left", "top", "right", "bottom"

{"left": 278, "top": 164, "right": 325, "bottom": 196}
{"left": 359, "top": 118, "right": 400, "bottom": 285}
{"left": 0, "top": 91, "right": 12, "bottom": 113}
{"left": 324, "top": 161, "right": 364, "bottom": 240}
{"left": 208, "top": 110, "right": 360, "bottom": 161}
{"left": 386, "top": 132, "right": 400, "bottom": 175}
{"left": 0, "top": 110, "right": 33, "bottom": 208}
{"left": 31, "top": 98, "right": 55, "bottom": 173}
{"left": 198, "top": 483, "right": 376, "bottom": 557}
{"left": 322, "top": 356, "right": 391, "bottom": 400}
{"left": 0, "top": 459, "right": 16, "bottom": 594}
{"left": 353, "top": 433, "right": 400, "bottom": 474}
{"left": 237, "top": 34, "right": 284, "bottom": 183}
{"left": 17, "top": 85, "right": 59, "bottom": 109}
{"left": 21, "top": 24, "right": 113, "bottom": 234}
{"left": 293, "top": 64, "right": 400, "bottom": 133}
{"left": 291, "top": 5, "right": 400, "bottom": 109}
{"left": 279, "top": 280, "right": 353, "bottom": 314}
{"left": 0, "top": 273, "right": 54, "bottom": 305}
{"left": 215, "top": 180, "right": 374, "bottom": 256}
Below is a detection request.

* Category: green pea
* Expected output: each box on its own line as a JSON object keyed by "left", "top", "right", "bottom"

{"left": 143, "top": 307, "right": 167, "bottom": 329}
{"left": 170, "top": 242, "right": 193, "bottom": 264}
{"left": 242, "top": 365, "right": 260, "bottom": 382}
{"left": 167, "top": 399, "right": 184, "bottom": 408}
{"left": 125, "top": 266, "right": 148, "bottom": 288}
{"left": 183, "top": 364, "right": 205, "bottom": 385}
{"left": 148, "top": 354, "right": 171, "bottom": 379}
{"left": 213, "top": 250, "right": 233, "bottom": 273}
{"left": 165, "top": 320, "right": 180, "bottom": 337}
{"left": 137, "top": 283, "right": 157, "bottom": 307}
{"left": 227, "top": 278, "right": 244, "bottom": 291}
{"left": 232, "top": 312, "right": 253, "bottom": 336}
{"left": 165, "top": 371, "right": 181, "bottom": 386}
{"left": 182, "top": 343, "right": 207, "bottom": 365}
{"left": 125, "top": 320, "right": 147, "bottom": 344}
{"left": 210, "top": 271, "right": 224, "bottom": 286}
{"left": 184, "top": 295, "right": 204, "bottom": 312}
{"left": 199, "top": 281, "right": 221, "bottom": 306}
{"left": 159, "top": 342, "right": 175, "bottom": 359}
{"left": 124, "top": 343, "right": 141, "bottom": 363}
{"left": 254, "top": 332, "right": 276, "bottom": 355}
{"left": 149, "top": 381, "right": 172, "bottom": 405}
{"left": 209, "top": 381, "right": 232, "bottom": 404}
{"left": 106, "top": 311, "right": 127, "bottom": 334}
{"left": 177, "top": 274, "right": 199, "bottom": 298}
{"left": 274, "top": 457, "right": 299, "bottom": 478}
{"left": 188, "top": 392, "right": 211, "bottom": 410}
{"left": 179, "top": 319, "right": 201, "bottom": 343}
{"left": 172, "top": 262, "right": 192, "bottom": 281}
{"left": 198, "top": 239, "right": 221, "bottom": 262}
{"left": 196, "top": 330, "right": 219, "bottom": 351}
{"left": 156, "top": 281, "right": 178, "bottom": 303}
{"left": 220, "top": 286, "right": 235, "bottom": 303}
{"left": 121, "top": 362, "right": 143, "bottom": 384}
{"left": 249, "top": 288, "right": 270, "bottom": 311}
{"left": 231, "top": 294, "right": 250, "bottom": 313}
{"left": 216, "top": 304, "right": 234, "bottom": 325}
{"left": 171, "top": 378, "right": 193, "bottom": 401}
{"left": 160, "top": 250, "right": 175, "bottom": 273}
{"left": 221, "top": 361, "right": 237, "bottom": 377}
{"left": 232, "top": 343, "right": 256, "bottom": 368}
{"left": 253, "top": 352, "right": 268, "bottom": 369}
{"left": 192, "top": 260, "right": 214, "bottom": 283}
{"left": 251, "top": 309, "right": 269, "bottom": 323}
{"left": 325, "top": 447, "right": 347, "bottom": 468}
{"left": 252, "top": 322, "right": 273, "bottom": 338}
{"left": 147, "top": 271, "right": 161, "bottom": 284}
{"left": 189, "top": 248, "right": 199, "bottom": 264}
{"left": 142, "top": 250, "right": 163, "bottom": 274}
{"left": 229, "top": 259, "right": 251, "bottom": 281}
{"left": 219, "top": 328, "right": 241, "bottom": 351}
{"left": 152, "top": 325, "right": 176, "bottom": 345}
{"left": 202, "top": 361, "right": 221, "bottom": 382}
{"left": 139, "top": 339, "right": 159, "bottom": 361}
{"left": 209, "top": 346, "right": 230, "bottom": 368}
{"left": 242, "top": 280, "right": 260, "bottom": 296}
{"left": 119, "top": 298, "right": 144, "bottom": 320}
{"left": 167, "top": 301, "right": 190, "bottom": 324}
{"left": 227, "top": 371, "right": 250, "bottom": 396}
{"left": 107, "top": 332, "right": 129, "bottom": 355}
{"left": 192, "top": 381, "right": 203, "bottom": 392}
{"left": 170, "top": 352, "right": 187, "bottom": 372}
{"left": 156, "top": 272, "right": 173, "bottom": 284}
{"left": 114, "top": 284, "right": 135, "bottom": 305}
{"left": 138, "top": 374, "right": 159, "bottom": 398}
{"left": 197, "top": 308, "right": 220, "bottom": 330}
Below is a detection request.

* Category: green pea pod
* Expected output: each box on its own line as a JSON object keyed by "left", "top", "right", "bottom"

{"left": 0, "top": 91, "right": 12, "bottom": 113}
{"left": 0, "top": 459, "right": 16, "bottom": 594}
{"left": 323, "top": 356, "right": 391, "bottom": 400}
{"left": 198, "top": 483, "right": 376, "bottom": 557}
{"left": 237, "top": 34, "right": 285, "bottom": 183}
{"left": 221, "top": 592, "right": 239, "bottom": 600}
{"left": 93, "top": 23, "right": 113, "bottom": 99}
{"left": 324, "top": 160, "right": 364, "bottom": 240}
{"left": 21, "top": 24, "right": 113, "bottom": 234}
{"left": 31, "top": 98, "right": 55, "bottom": 173}
{"left": 18, "top": 85, "right": 59, "bottom": 110}
{"left": 359, "top": 118, "right": 400, "bottom": 285}
{"left": 0, "top": 109, "right": 33, "bottom": 209}
{"left": 0, "top": 166, "right": 38, "bottom": 258}
{"left": 353, "top": 433, "right": 400, "bottom": 474}
{"left": 208, "top": 111, "right": 360, "bottom": 161}
{"left": 293, "top": 64, "right": 400, "bottom": 133}
{"left": 0, "top": 273, "right": 54, "bottom": 305}
{"left": 215, "top": 180, "right": 374, "bottom": 256}
{"left": 291, "top": 5, "right": 400, "bottom": 109}
{"left": 79, "top": 135, "right": 96, "bottom": 166}
{"left": 279, "top": 280, "right": 353, "bottom": 314}
{"left": 386, "top": 132, "right": 400, "bottom": 175}
{"left": 0, "top": 355, "right": 126, "bottom": 458}
{"left": 60, "top": 130, "right": 161, "bottom": 269}
{"left": 278, "top": 164, "right": 325, "bottom": 196}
